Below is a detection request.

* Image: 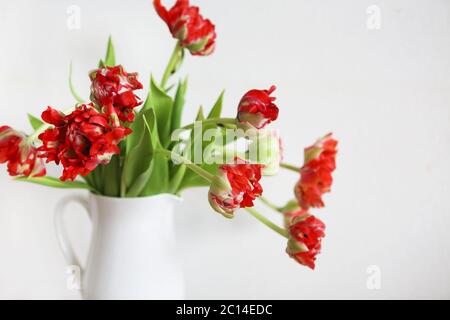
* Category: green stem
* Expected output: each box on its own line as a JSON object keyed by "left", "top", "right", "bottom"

{"left": 245, "top": 207, "right": 288, "bottom": 238}
{"left": 259, "top": 196, "right": 283, "bottom": 213}
{"left": 280, "top": 162, "right": 302, "bottom": 173}
{"left": 160, "top": 42, "right": 183, "bottom": 89}
{"left": 157, "top": 148, "right": 214, "bottom": 182}
{"left": 181, "top": 118, "right": 237, "bottom": 130}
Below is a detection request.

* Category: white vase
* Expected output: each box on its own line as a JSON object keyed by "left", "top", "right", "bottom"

{"left": 54, "top": 193, "right": 185, "bottom": 300}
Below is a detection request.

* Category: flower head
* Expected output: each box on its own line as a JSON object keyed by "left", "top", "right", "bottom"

{"left": 154, "top": 0, "right": 216, "bottom": 56}
{"left": 208, "top": 158, "right": 263, "bottom": 218}
{"left": 295, "top": 133, "right": 338, "bottom": 209}
{"left": 286, "top": 214, "right": 326, "bottom": 269}
{"left": 89, "top": 65, "right": 143, "bottom": 125}
{"left": 0, "top": 126, "right": 46, "bottom": 177}
{"left": 38, "top": 104, "right": 131, "bottom": 181}
{"left": 237, "top": 86, "right": 279, "bottom": 129}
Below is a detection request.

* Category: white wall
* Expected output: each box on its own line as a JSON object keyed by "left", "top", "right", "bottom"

{"left": 1, "top": 0, "right": 449, "bottom": 299}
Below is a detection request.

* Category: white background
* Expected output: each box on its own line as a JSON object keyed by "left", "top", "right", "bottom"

{"left": 1, "top": 0, "right": 449, "bottom": 299}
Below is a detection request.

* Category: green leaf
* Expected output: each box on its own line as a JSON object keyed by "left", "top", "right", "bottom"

{"left": 91, "top": 164, "right": 104, "bottom": 194}
{"left": 196, "top": 105, "right": 205, "bottom": 121}
{"left": 140, "top": 151, "right": 169, "bottom": 196}
{"left": 180, "top": 91, "right": 225, "bottom": 191}
{"left": 149, "top": 76, "right": 174, "bottom": 148}
{"left": 139, "top": 109, "right": 170, "bottom": 196}
{"left": 168, "top": 164, "right": 186, "bottom": 194}
{"left": 171, "top": 78, "right": 188, "bottom": 131}
{"left": 140, "top": 76, "right": 153, "bottom": 113}
{"left": 27, "top": 113, "right": 43, "bottom": 130}
{"left": 15, "top": 176, "right": 90, "bottom": 190}
{"left": 126, "top": 112, "right": 146, "bottom": 155}
{"left": 126, "top": 116, "right": 156, "bottom": 197}
{"left": 81, "top": 172, "right": 95, "bottom": 190}
{"left": 102, "top": 155, "right": 121, "bottom": 197}
{"left": 207, "top": 90, "right": 225, "bottom": 119}
{"left": 123, "top": 112, "right": 155, "bottom": 192}
{"left": 69, "top": 62, "right": 86, "bottom": 103}
{"left": 104, "top": 36, "right": 116, "bottom": 67}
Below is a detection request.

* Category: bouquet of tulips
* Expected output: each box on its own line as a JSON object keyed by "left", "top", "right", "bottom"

{"left": 0, "top": 0, "right": 338, "bottom": 269}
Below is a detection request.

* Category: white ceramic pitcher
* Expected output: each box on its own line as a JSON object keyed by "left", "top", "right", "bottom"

{"left": 54, "top": 193, "right": 185, "bottom": 300}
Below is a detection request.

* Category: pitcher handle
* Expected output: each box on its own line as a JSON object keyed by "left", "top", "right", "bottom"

{"left": 54, "top": 194, "right": 92, "bottom": 292}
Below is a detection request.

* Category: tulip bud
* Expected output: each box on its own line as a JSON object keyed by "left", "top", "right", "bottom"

{"left": 237, "top": 86, "right": 279, "bottom": 130}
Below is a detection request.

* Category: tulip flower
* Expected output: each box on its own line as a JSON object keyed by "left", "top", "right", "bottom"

{"left": 237, "top": 86, "right": 279, "bottom": 129}
{"left": 0, "top": 126, "right": 46, "bottom": 177}
{"left": 208, "top": 158, "right": 263, "bottom": 218}
{"left": 286, "top": 214, "right": 326, "bottom": 269}
{"left": 38, "top": 104, "right": 131, "bottom": 181}
{"left": 154, "top": 0, "right": 216, "bottom": 56}
{"left": 294, "top": 133, "right": 338, "bottom": 209}
{"left": 90, "top": 65, "right": 143, "bottom": 125}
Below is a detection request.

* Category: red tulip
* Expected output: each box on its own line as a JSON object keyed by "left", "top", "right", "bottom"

{"left": 295, "top": 133, "right": 338, "bottom": 209}
{"left": 154, "top": 0, "right": 216, "bottom": 56}
{"left": 38, "top": 104, "right": 131, "bottom": 181}
{"left": 237, "top": 86, "right": 279, "bottom": 129}
{"left": 286, "top": 214, "right": 326, "bottom": 270}
{"left": 208, "top": 158, "right": 263, "bottom": 218}
{"left": 0, "top": 126, "right": 46, "bottom": 177}
{"left": 89, "top": 65, "right": 143, "bottom": 125}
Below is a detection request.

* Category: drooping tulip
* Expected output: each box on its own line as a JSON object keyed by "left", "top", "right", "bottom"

{"left": 0, "top": 126, "right": 46, "bottom": 177}
{"left": 286, "top": 214, "right": 326, "bottom": 270}
{"left": 295, "top": 133, "right": 338, "bottom": 209}
{"left": 208, "top": 158, "right": 263, "bottom": 218}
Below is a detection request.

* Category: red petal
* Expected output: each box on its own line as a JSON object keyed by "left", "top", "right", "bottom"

{"left": 42, "top": 107, "right": 65, "bottom": 126}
